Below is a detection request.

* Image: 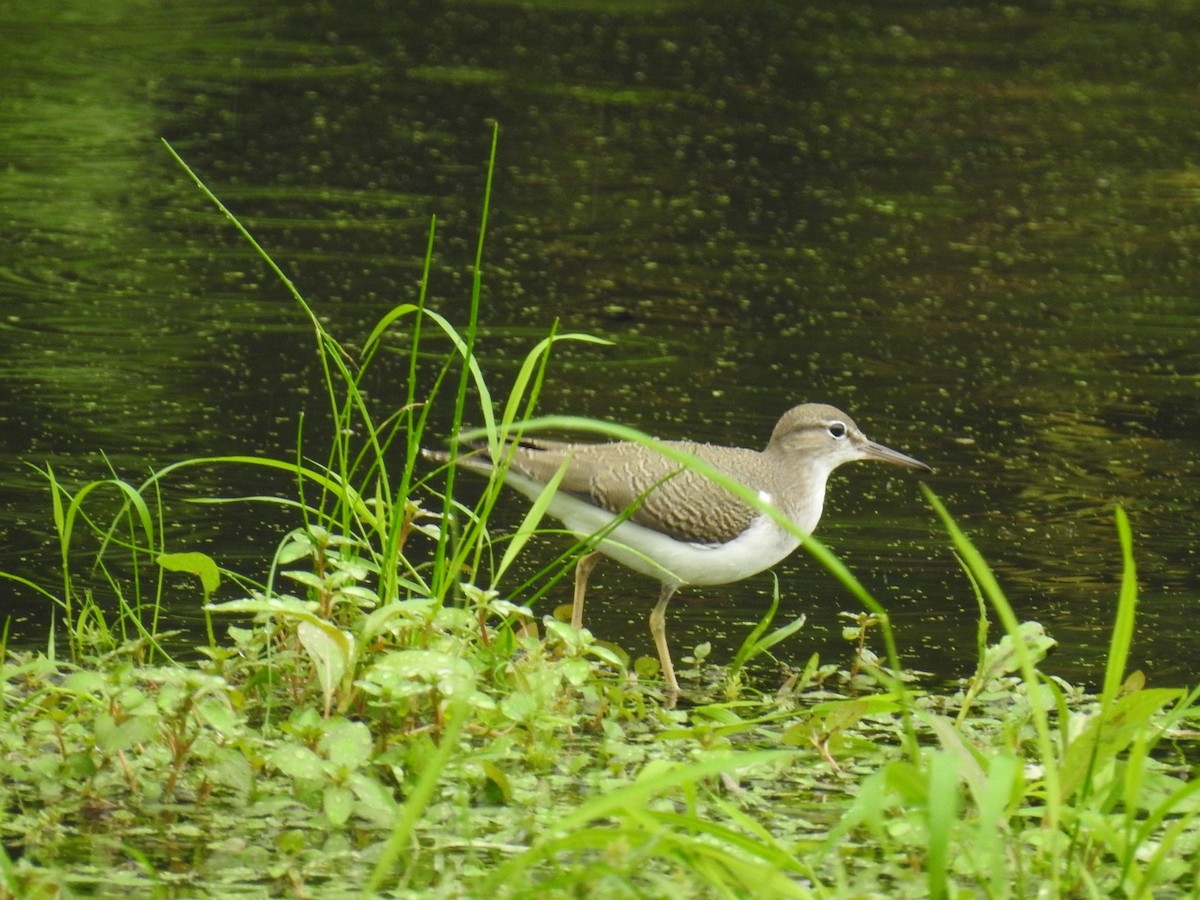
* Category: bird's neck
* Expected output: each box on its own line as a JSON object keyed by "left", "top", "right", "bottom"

{"left": 768, "top": 455, "right": 833, "bottom": 536}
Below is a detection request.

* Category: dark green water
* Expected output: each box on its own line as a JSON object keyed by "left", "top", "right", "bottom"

{"left": 1, "top": 0, "right": 1197, "bottom": 687}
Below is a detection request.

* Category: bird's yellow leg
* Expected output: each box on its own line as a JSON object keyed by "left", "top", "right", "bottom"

{"left": 571, "top": 550, "right": 603, "bottom": 630}
{"left": 649, "top": 583, "right": 680, "bottom": 695}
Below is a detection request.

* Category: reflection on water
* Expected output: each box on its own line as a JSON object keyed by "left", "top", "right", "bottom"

{"left": 1, "top": 1, "right": 1197, "bottom": 687}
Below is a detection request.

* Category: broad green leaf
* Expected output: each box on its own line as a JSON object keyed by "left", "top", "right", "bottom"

{"left": 500, "top": 691, "right": 539, "bottom": 724}
{"left": 349, "top": 772, "right": 398, "bottom": 826}
{"left": 94, "top": 714, "right": 159, "bottom": 753}
{"left": 269, "top": 743, "right": 325, "bottom": 781}
{"left": 157, "top": 551, "right": 221, "bottom": 598}
{"left": 297, "top": 620, "right": 352, "bottom": 714}
{"left": 363, "top": 649, "right": 475, "bottom": 699}
{"left": 324, "top": 783, "right": 355, "bottom": 826}
{"left": 320, "top": 718, "right": 373, "bottom": 770}
{"left": 196, "top": 697, "right": 239, "bottom": 734}
{"left": 975, "top": 621, "right": 1056, "bottom": 684}
{"left": 62, "top": 671, "right": 107, "bottom": 696}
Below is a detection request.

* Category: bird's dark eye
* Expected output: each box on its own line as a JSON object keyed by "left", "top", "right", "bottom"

{"left": 828, "top": 421, "right": 847, "bottom": 439}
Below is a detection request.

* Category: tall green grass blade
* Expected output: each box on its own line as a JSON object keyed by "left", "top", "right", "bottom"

{"left": 163, "top": 139, "right": 345, "bottom": 359}
{"left": 44, "top": 463, "right": 71, "bottom": 639}
{"left": 0, "top": 842, "right": 13, "bottom": 896}
{"left": 36, "top": 464, "right": 162, "bottom": 658}
{"left": 1065, "top": 506, "right": 1172, "bottom": 876}
{"left": 921, "top": 486, "right": 1064, "bottom": 837}
{"left": 408, "top": 217, "right": 436, "bottom": 412}
{"left": 925, "top": 749, "right": 958, "bottom": 899}
{"left": 977, "top": 754, "right": 1021, "bottom": 894}
{"left": 1102, "top": 506, "right": 1138, "bottom": 705}
{"left": 493, "top": 460, "right": 569, "bottom": 585}
{"left": 496, "top": 330, "right": 612, "bottom": 445}
{"left": 728, "top": 578, "right": 808, "bottom": 679}
{"left": 445, "top": 122, "right": 499, "bottom": 481}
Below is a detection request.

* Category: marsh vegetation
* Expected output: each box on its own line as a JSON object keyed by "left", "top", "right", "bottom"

{"left": 2, "top": 147, "right": 1198, "bottom": 898}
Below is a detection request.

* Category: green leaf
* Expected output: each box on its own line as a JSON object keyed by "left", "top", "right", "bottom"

{"left": 269, "top": 743, "right": 326, "bottom": 781}
{"left": 157, "top": 551, "right": 221, "bottom": 599}
{"left": 349, "top": 772, "right": 398, "bottom": 826}
{"left": 196, "top": 697, "right": 239, "bottom": 735}
{"left": 324, "top": 783, "right": 355, "bottom": 826}
{"left": 207, "top": 595, "right": 318, "bottom": 618}
{"left": 297, "top": 621, "right": 353, "bottom": 715}
{"left": 94, "top": 714, "right": 159, "bottom": 753}
{"left": 62, "top": 670, "right": 108, "bottom": 696}
{"left": 1102, "top": 506, "right": 1138, "bottom": 705}
{"left": 1061, "top": 687, "right": 1183, "bottom": 799}
{"left": 284, "top": 570, "right": 327, "bottom": 591}
{"left": 925, "top": 749, "right": 960, "bottom": 897}
{"left": 209, "top": 746, "right": 255, "bottom": 797}
{"left": 320, "top": 719, "right": 373, "bottom": 771}
{"left": 480, "top": 761, "right": 513, "bottom": 805}
{"left": 975, "top": 621, "right": 1056, "bottom": 684}
{"left": 363, "top": 649, "right": 476, "bottom": 699}
{"left": 500, "top": 691, "right": 539, "bottom": 724}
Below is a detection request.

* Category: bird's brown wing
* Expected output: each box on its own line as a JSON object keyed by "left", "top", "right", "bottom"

{"left": 521, "top": 440, "right": 761, "bottom": 545}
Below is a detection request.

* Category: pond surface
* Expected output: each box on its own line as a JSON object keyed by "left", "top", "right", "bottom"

{"left": 2, "top": 0, "right": 1197, "bottom": 688}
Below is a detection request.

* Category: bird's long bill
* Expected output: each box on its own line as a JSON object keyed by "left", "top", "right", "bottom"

{"left": 862, "top": 440, "right": 931, "bottom": 472}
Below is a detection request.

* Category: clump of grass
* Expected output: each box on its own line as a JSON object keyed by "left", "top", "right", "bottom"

{"left": 821, "top": 499, "right": 1200, "bottom": 898}
{"left": 2, "top": 132, "right": 1198, "bottom": 898}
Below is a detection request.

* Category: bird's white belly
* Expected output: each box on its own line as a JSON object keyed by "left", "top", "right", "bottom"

{"left": 540, "top": 488, "right": 803, "bottom": 588}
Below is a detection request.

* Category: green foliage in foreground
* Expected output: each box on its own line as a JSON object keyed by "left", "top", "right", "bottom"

{"left": 3, "top": 136, "right": 1200, "bottom": 898}
{"left": 3, "top": 491, "right": 1199, "bottom": 900}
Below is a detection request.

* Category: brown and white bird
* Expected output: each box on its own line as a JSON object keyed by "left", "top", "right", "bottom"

{"left": 425, "top": 403, "right": 929, "bottom": 694}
